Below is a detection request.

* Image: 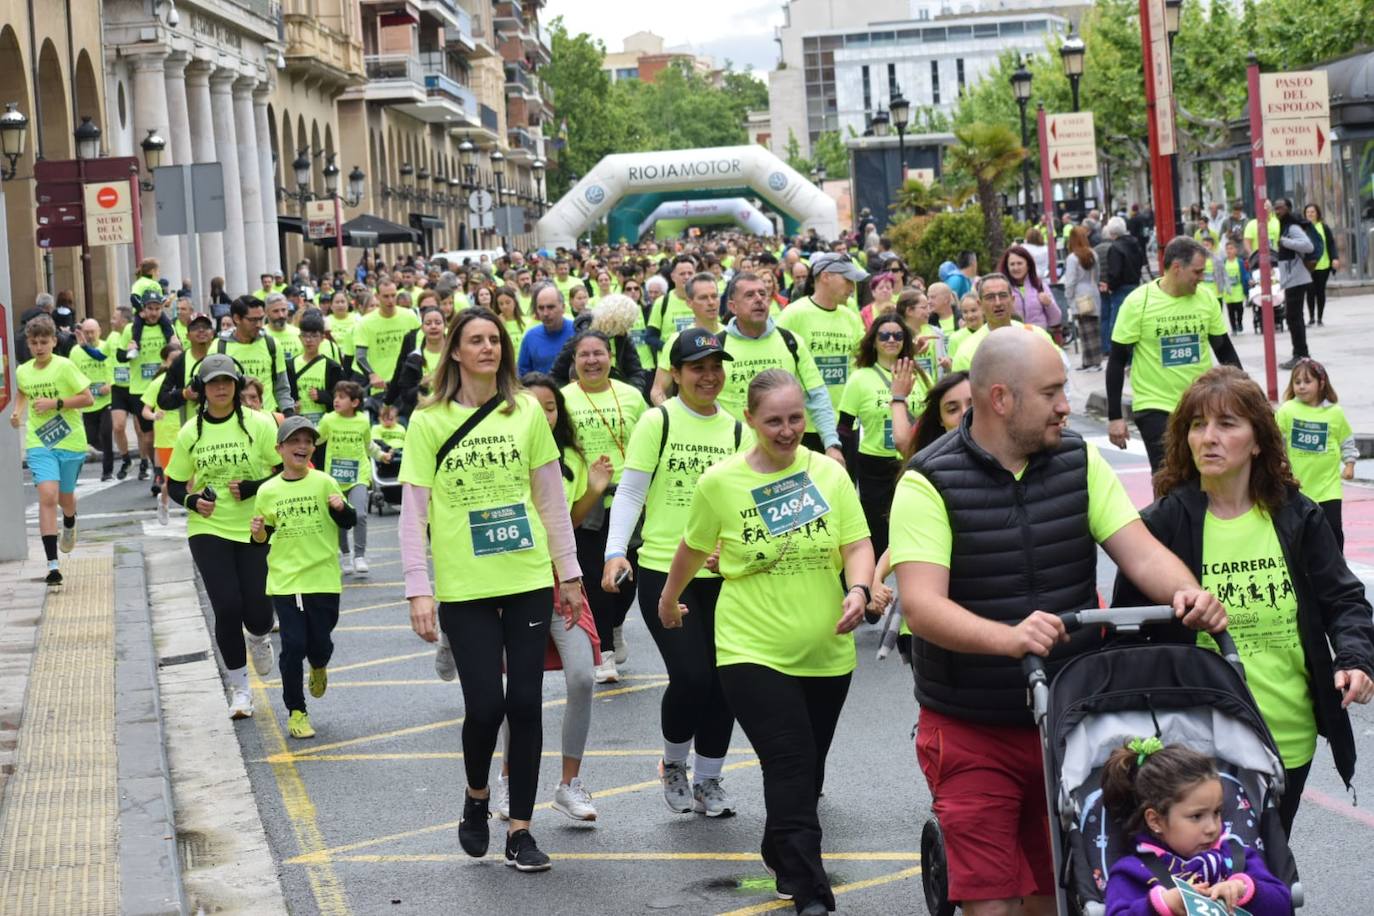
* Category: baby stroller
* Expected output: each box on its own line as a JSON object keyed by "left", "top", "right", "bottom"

{"left": 920, "top": 606, "right": 1303, "bottom": 916}
{"left": 367, "top": 448, "right": 403, "bottom": 515}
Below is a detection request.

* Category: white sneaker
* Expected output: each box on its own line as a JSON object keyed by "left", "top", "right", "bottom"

{"left": 228, "top": 687, "right": 253, "bottom": 719}
{"left": 553, "top": 777, "right": 598, "bottom": 821}
{"left": 157, "top": 500, "right": 169, "bottom": 526}
{"left": 494, "top": 772, "right": 511, "bottom": 820}
{"left": 340, "top": 552, "right": 354, "bottom": 575}
{"left": 246, "top": 631, "right": 275, "bottom": 676}
{"left": 692, "top": 777, "right": 736, "bottom": 817}
{"left": 613, "top": 626, "right": 628, "bottom": 665}
{"left": 593, "top": 656, "right": 619, "bottom": 684}
{"left": 434, "top": 633, "right": 457, "bottom": 682}
{"left": 353, "top": 554, "right": 369, "bottom": 576}
{"left": 59, "top": 524, "right": 76, "bottom": 554}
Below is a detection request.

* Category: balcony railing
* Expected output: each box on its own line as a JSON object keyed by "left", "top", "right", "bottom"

{"left": 508, "top": 126, "right": 538, "bottom": 153}
{"left": 504, "top": 64, "right": 534, "bottom": 93}
{"left": 493, "top": 0, "right": 523, "bottom": 30}
{"left": 443, "top": 4, "right": 475, "bottom": 46}
{"left": 424, "top": 70, "right": 477, "bottom": 113}
{"left": 365, "top": 54, "right": 424, "bottom": 85}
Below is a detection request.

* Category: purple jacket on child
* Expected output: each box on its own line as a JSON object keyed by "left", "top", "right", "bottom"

{"left": 1104, "top": 833, "right": 1291, "bottom": 916}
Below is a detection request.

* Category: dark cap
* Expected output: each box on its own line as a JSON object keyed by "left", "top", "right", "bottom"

{"left": 188, "top": 313, "right": 214, "bottom": 330}
{"left": 276, "top": 415, "right": 320, "bottom": 445}
{"left": 669, "top": 330, "right": 733, "bottom": 367}
{"left": 809, "top": 252, "right": 869, "bottom": 282}
{"left": 140, "top": 288, "right": 168, "bottom": 306}
{"left": 197, "top": 353, "right": 241, "bottom": 383}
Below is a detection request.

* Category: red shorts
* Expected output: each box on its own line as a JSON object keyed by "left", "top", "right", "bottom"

{"left": 915, "top": 707, "right": 1055, "bottom": 902}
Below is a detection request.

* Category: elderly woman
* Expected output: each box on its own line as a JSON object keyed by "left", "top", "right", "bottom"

{"left": 1113, "top": 366, "right": 1374, "bottom": 836}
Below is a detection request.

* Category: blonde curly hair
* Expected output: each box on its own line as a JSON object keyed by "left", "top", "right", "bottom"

{"left": 590, "top": 293, "right": 642, "bottom": 337}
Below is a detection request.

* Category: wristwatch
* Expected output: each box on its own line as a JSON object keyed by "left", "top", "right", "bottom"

{"left": 849, "top": 583, "right": 872, "bottom": 605}
{"left": 55, "top": 398, "right": 65, "bottom": 411}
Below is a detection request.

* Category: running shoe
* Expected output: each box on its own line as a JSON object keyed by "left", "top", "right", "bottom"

{"left": 613, "top": 626, "right": 627, "bottom": 665}
{"left": 45, "top": 568, "right": 63, "bottom": 587}
{"left": 138, "top": 459, "right": 149, "bottom": 481}
{"left": 228, "top": 687, "right": 253, "bottom": 719}
{"left": 692, "top": 777, "right": 736, "bottom": 818}
{"left": 288, "top": 710, "right": 315, "bottom": 739}
{"left": 59, "top": 524, "right": 76, "bottom": 554}
{"left": 100, "top": 473, "right": 112, "bottom": 482}
{"left": 658, "top": 759, "right": 693, "bottom": 814}
{"left": 340, "top": 552, "right": 353, "bottom": 575}
{"left": 246, "top": 631, "right": 275, "bottom": 676}
{"left": 117, "top": 455, "right": 131, "bottom": 480}
{"left": 353, "top": 555, "right": 369, "bottom": 576}
{"left": 503, "top": 829, "right": 551, "bottom": 872}
{"left": 797, "top": 901, "right": 827, "bottom": 915}
{"left": 762, "top": 840, "right": 793, "bottom": 900}
{"left": 157, "top": 501, "right": 169, "bottom": 526}
{"left": 308, "top": 666, "right": 328, "bottom": 699}
{"left": 435, "top": 633, "right": 457, "bottom": 682}
{"left": 593, "top": 656, "right": 619, "bottom": 684}
{"left": 458, "top": 792, "right": 491, "bottom": 857}
{"left": 494, "top": 772, "right": 510, "bottom": 820}
{"left": 553, "top": 778, "right": 598, "bottom": 822}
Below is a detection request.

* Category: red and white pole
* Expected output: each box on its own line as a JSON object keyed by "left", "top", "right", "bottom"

{"left": 1246, "top": 57, "right": 1279, "bottom": 401}
{"left": 1139, "top": 0, "right": 1178, "bottom": 264}
{"left": 1036, "top": 104, "right": 1059, "bottom": 284}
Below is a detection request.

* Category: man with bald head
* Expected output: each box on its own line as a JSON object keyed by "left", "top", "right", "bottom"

{"left": 888, "top": 328, "right": 1228, "bottom": 916}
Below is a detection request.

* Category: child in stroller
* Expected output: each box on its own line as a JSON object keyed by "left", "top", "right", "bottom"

{"left": 1101, "top": 740, "right": 1290, "bottom": 915}
{"left": 368, "top": 403, "right": 404, "bottom": 514}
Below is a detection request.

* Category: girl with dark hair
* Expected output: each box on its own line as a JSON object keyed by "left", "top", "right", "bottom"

{"left": 1114, "top": 366, "right": 1374, "bottom": 834}
{"left": 997, "top": 244, "right": 1062, "bottom": 332}
{"left": 386, "top": 306, "right": 448, "bottom": 419}
{"left": 909, "top": 370, "right": 972, "bottom": 457}
{"left": 1100, "top": 739, "right": 1289, "bottom": 915}
{"left": 399, "top": 307, "right": 585, "bottom": 872}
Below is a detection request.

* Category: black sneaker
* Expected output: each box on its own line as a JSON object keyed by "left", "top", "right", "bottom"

{"left": 1279, "top": 357, "right": 1302, "bottom": 370}
{"left": 45, "top": 568, "right": 62, "bottom": 587}
{"left": 138, "top": 460, "right": 150, "bottom": 481}
{"left": 100, "top": 473, "right": 112, "bottom": 482}
{"left": 117, "top": 456, "right": 131, "bottom": 480}
{"left": 503, "top": 828, "right": 551, "bottom": 872}
{"left": 458, "top": 792, "right": 490, "bottom": 858}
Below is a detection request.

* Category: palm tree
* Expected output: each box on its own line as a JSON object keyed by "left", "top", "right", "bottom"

{"left": 944, "top": 123, "right": 1027, "bottom": 264}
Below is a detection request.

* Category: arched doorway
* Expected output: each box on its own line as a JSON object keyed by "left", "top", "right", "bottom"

{"left": 37, "top": 40, "right": 78, "bottom": 308}
{"left": 0, "top": 27, "right": 37, "bottom": 319}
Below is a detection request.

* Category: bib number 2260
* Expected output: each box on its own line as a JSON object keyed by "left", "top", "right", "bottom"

{"left": 470, "top": 504, "right": 535, "bottom": 556}
{"left": 750, "top": 470, "right": 831, "bottom": 537}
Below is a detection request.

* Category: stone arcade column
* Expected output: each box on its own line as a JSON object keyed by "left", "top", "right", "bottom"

{"left": 162, "top": 52, "right": 193, "bottom": 299}
{"left": 232, "top": 77, "right": 265, "bottom": 281}
{"left": 253, "top": 84, "right": 281, "bottom": 274}
{"left": 209, "top": 65, "right": 248, "bottom": 295}
{"left": 129, "top": 49, "right": 182, "bottom": 285}
{"left": 183, "top": 60, "right": 226, "bottom": 285}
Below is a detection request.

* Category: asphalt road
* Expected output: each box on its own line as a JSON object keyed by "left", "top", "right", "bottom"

{"left": 30, "top": 415, "right": 1374, "bottom": 915}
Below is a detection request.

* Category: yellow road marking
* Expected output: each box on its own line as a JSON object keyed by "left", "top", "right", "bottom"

{"left": 266, "top": 680, "right": 669, "bottom": 761}
{"left": 250, "top": 678, "right": 351, "bottom": 916}
{"left": 339, "top": 600, "right": 406, "bottom": 618}
{"left": 259, "top": 650, "right": 434, "bottom": 686}
{"left": 256, "top": 747, "right": 758, "bottom": 764}
{"left": 325, "top": 850, "right": 918, "bottom": 864}
{"left": 717, "top": 864, "right": 923, "bottom": 915}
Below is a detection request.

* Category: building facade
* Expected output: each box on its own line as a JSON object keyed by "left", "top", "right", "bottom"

{"left": 600, "top": 31, "right": 717, "bottom": 85}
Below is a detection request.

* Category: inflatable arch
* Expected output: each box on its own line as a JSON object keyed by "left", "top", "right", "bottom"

{"left": 636, "top": 198, "right": 774, "bottom": 240}
{"left": 537, "top": 145, "right": 838, "bottom": 249}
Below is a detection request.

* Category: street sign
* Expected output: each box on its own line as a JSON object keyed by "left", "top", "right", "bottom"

{"left": 153, "top": 163, "right": 227, "bottom": 235}
{"left": 1262, "top": 120, "right": 1329, "bottom": 164}
{"left": 35, "top": 205, "right": 82, "bottom": 228}
{"left": 1045, "top": 111, "right": 1098, "bottom": 179}
{"left": 83, "top": 181, "right": 134, "bottom": 246}
{"left": 37, "top": 226, "right": 84, "bottom": 249}
{"left": 1257, "top": 70, "right": 1331, "bottom": 165}
{"left": 306, "top": 199, "right": 337, "bottom": 239}
{"left": 468, "top": 189, "right": 494, "bottom": 215}
{"left": 35, "top": 182, "right": 82, "bottom": 206}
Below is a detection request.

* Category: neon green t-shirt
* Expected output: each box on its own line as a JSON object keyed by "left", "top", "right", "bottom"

{"left": 131, "top": 276, "right": 162, "bottom": 302}
{"left": 1197, "top": 507, "right": 1316, "bottom": 768}
{"left": 355, "top": 308, "right": 422, "bottom": 388}
{"left": 266, "top": 324, "right": 303, "bottom": 365}
{"left": 649, "top": 291, "right": 697, "bottom": 338}
{"left": 254, "top": 470, "right": 347, "bottom": 595}
{"left": 69, "top": 338, "right": 111, "bottom": 412}
{"left": 562, "top": 446, "right": 588, "bottom": 511}
{"left": 398, "top": 393, "right": 560, "bottom": 602}
{"left": 623, "top": 399, "right": 751, "bottom": 573}
{"left": 1222, "top": 258, "right": 1247, "bottom": 305}
{"left": 1275, "top": 399, "right": 1352, "bottom": 504}
{"left": 946, "top": 327, "right": 973, "bottom": 358}
{"left": 683, "top": 449, "right": 869, "bottom": 677}
{"left": 126, "top": 321, "right": 169, "bottom": 396}
{"left": 1312, "top": 222, "right": 1331, "bottom": 271}
{"left": 317, "top": 411, "right": 373, "bottom": 489}
{"left": 838, "top": 365, "right": 905, "bottom": 459}
{"left": 720, "top": 328, "right": 826, "bottom": 421}
{"left": 106, "top": 333, "right": 132, "bottom": 389}
{"left": 627, "top": 310, "right": 653, "bottom": 370}
{"left": 1243, "top": 215, "right": 1281, "bottom": 252}
{"left": 889, "top": 442, "right": 1138, "bottom": 567}
{"left": 139, "top": 373, "right": 181, "bottom": 449}
{"left": 777, "top": 297, "right": 865, "bottom": 427}
{"left": 503, "top": 319, "right": 526, "bottom": 357}
{"left": 372, "top": 422, "right": 407, "bottom": 452}
{"left": 166, "top": 408, "right": 281, "bottom": 542}
{"left": 950, "top": 321, "right": 1058, "bottom": 373}
{"left": 293, "top": 353, "right": 335, "bottom": 423}
{"left": 1110, "top": 280, "right": 1229, "bottom": 414}
{"left": 219, "top": 336, "right": 282, "bottom": 413}
{"left": 17, "top": 355, "right": 90, "bottom": 452}
{"left": 326, "top": 312, "right": 358, "bottom": 359}
{"left": 908, "top": 322, "right": 942, "bottom": 384}
{"left": 560, "top": 379, "right": 646, "bottom": 489}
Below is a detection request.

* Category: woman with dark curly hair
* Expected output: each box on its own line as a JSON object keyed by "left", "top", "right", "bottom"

{"left": 1113, "top": 366, "right": 1374, "bottom": 835}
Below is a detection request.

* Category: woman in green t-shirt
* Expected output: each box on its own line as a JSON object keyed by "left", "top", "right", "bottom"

{"left": 399, "top": 307, "right": 585, "bottom": 873}
{"left": 1114, "top": 366, "right": 1374, "bottom": 836}
{"left": 658, "top": 369, "right": 874, "bottom": 914}
{"left": 1302, "top": 204, "right": 1339, "bottom": 326}
{"left": 495, "top": 286, "right": 527, "bottom": 356}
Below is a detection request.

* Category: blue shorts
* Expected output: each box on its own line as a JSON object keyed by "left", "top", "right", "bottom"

{"left": 28, "top": 447, "right": 85, "bottom": 493}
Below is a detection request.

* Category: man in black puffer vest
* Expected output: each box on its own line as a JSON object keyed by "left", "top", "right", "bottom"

{"left": 889, "top": 323, "right": 1228, "bottom": 916}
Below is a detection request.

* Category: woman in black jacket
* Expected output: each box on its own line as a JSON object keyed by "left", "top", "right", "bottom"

{"left": 1114, "top": 366, "right": 1373, "bottom": 836}
{"left": 1303, "top": 203, "right": 1339, "bottom": 326}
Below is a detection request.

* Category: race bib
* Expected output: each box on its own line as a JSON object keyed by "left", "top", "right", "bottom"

{"left": 750, "top": 470, "right": 832, "bottom": 537}
{"left": 1173, "top": 877, "right": 1252, "bottom": 916}
{"left": 674, "top": 315, "right": 695, "bottom": 332}
{"left": 141, "top": 362, "right": 160, "bottom": 380}
{"left": 113, "top": 365, "right": 131, "bottom": 385}
{"left": 883, "top": 418, "right": 895, "bottom": 451}
{"left": 1290, "top": 418, "right": 1328, "bottom": 453}
{"left": 469, "top": 504, "right": 535, "bottom": 556}
{"left": 329, "top": 458, "right": 360, "bottom": 485}
{"left": 814, "top": 355, "right": 849, "bottom": 386}
{"left": 1160, "top": 333, "right": 1201, "bottom": 367}
{"left": 915, "top": 355, "right": 937, "bottom": 379}
{"left": 89, "top": 382, "right": 105, "bottom": 398}
{"left": 629, "top": 328, "right": 647, "bottom": 346}
{"left": 35, "top": 414, "right": 72, "bottom": 449}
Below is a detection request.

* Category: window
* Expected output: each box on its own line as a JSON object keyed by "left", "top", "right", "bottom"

{"left": 930, "top": 60, "right": 940, "bottom": 105}
{"left": 974, "top": 23, "right": 998, "bottom": 39}
{"left": 887, "top": 62, "right": 897, "bottom": 95}
{"left": 999, "top": 21, "right": 1024, "bottom": 36}
{"left": 946, "top": 26, "right": 972, "bottom": 40}
{"left": 862, "top": 65, "right": 872, "bottom": 111}
{"left": 956, "top": 58, "right": 965, "bottom": 94}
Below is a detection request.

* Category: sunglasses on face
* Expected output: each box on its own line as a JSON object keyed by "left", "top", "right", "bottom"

{"left": 877, "top": 329, "right": 905, "bottom": 341}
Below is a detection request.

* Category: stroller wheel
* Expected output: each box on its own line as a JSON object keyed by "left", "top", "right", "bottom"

{"left": 921, "top": 818, "right": 957, "bottom": 916}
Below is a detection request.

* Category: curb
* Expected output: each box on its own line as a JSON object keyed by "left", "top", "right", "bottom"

{"left": 113, "top": 543, "right": 189, "bottom": 916}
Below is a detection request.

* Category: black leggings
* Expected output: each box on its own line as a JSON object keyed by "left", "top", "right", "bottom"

{"left": 1320, "top": 499, "right": 1344, "bottom": 552}
{"left": 272, "top": 593, "right": 340, "bottom": 713}
{"left": 440, "top": 588, "right": 549, "bottom": 822}
{"left": 1133, "top": 408, "right": 1171, "bottom": 473}
{"left": 636, "top": 568, "right": 733, "bottom": 757}
{"left": 1278, "top": 761, "right": 1311, "bottom": 836}
{"left": 856, "top": 453, "right": 900, "bottom": 561}
{"left": 1226, "top": 299, "right": 1246, "bottom": 333}
{"left": 188, "top": 534, "right": 273, "bottom": 672}
{"left": 1285, "top": 285, "right": 1310, "bottom": 358}
{"left": 82, "top": 407, "right": 113, "bottom": 477}
{"left": 718, "top": 663, "right": 851, "bottom": 912}
{"left": 1306, "top": 268, "right": 1330, "bottom": 322}
{"left": 575, "top": 523, "right": 636, "bottom": 653}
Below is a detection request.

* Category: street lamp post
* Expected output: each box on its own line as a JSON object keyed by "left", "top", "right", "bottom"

{"left": 490, "top": 149, "right": 506, "bottom": 250}
{"left": 72, "top": 116, "right": 102, "bottom": 317}
{"left": 138, "top": 129, "right": 165, "bottom": 191}
{"left": 890, "top": 88, "right": 911, "bottom": 191}
{"left": 1010, "top": 58, "right": 1034, "bottom": 221}
{"left": 1059, "top": 30, "right": 1086, "bottom": 204}
{"left": 0, "top": 102, "right": 28, "bottom": 181}
{"left": 532, "top": 158, "right": 545, "bottom": 216}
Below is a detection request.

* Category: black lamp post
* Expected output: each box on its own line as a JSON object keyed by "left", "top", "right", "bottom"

{"left": 139, "top": 129, "right": 166, "bottom": 191}
{"left": 346, "top": 165, "right": 365, "bottom": 207}
{"left": 74, "top": 116, "right": 101, "bottom": 160}
{"left": 532, "top": 158, "right": 545, "bottom": 215}
{"left": 1059, "top": 31, "right": 1086, "bottom": 203}
{"left": 0, "top": 102, "right": 28, "bottom": 180}
{"left": 890, "top": 88, "right": 911, "bottom": 186}
{"left": 490, "top": 149, "right": 506, "bottom": 248}
{"left": 1010, "top": 58, "right": 1034, "bottom": 221}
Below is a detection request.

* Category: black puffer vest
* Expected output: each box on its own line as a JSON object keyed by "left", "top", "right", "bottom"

{"left": 911, "top": 416, "right": 1099, "bottom": 726}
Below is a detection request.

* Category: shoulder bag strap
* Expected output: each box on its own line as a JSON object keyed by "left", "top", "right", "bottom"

{"left": 433, "top": 395, "right": 502, "bottom": 472}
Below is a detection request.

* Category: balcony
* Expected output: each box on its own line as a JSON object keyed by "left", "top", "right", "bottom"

{"left": 346, "top": 54, "right": 479, "bottom": 125}
{"left": 415, "top": 0, "right": 469, "bottom": 35}
{"left": 508, "top": 126, "right": 539, "bottom": 155}
{"left": 522, "top": 18, "right": 550, "bottom": 64}
{"left": 439, "top": 2, "right": 475, "bottom": 51}
{"left": 493, "top": 0, "right": 523, "bottom": 32}
{"left": 283, "top": 14, "right": 366, "bottom": 91}
{"left": 448, "top": 102, "right": 502, "bottom": 144}
{"left": 504, "top": 63, "right": 535, "bottom": 96}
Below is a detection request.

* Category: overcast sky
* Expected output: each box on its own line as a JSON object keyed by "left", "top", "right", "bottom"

{"left": 542, "top": 1, "right": 784, "bottom": 74}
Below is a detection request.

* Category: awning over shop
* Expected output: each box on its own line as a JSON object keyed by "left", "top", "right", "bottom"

{"left": 278, "top": 213, "right": 421, "bottom": 248}
{"left": 409, "top": 213, "right": 446, "bottom": 231}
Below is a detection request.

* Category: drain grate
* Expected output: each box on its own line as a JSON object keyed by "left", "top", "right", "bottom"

{"left": 158, "top": 651, "right": 210, "bottom": 668}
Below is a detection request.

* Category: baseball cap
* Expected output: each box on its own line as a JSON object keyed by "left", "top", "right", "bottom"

{"left": 810, "top": 252, "right": 869, "bottom": 282}
{"left": 669, "top": 330, "right": 733, "bottom": 367}
{"left": 188, "top": 314, "right": 214, "bottom": 330}
{"left": 276, "top": 415, "right": 320, "bottom": 445}
{"left": 197, "top": 353, "right": 241, "bottom": 384}
{"left": 139, "top": 288, "right": 168, "bottom": 306}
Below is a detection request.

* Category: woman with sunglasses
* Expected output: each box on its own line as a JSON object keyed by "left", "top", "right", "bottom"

{"left": 617, "top": 273, "right": 653, "bottom": 369}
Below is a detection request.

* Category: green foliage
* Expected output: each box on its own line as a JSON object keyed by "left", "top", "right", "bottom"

{"left": 543, "top": 19, "right": 618, "bottom": 199}
{"left": 888, "top": 210, "right": 1026, "bottom": 284}
{"left": 811, "top": 131, "right": 850, "bottom": 179}
{"left": 943, "top": 123, "right": 1026, "bottom": 263}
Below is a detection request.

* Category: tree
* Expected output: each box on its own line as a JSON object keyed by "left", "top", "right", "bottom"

{"left": 811, "top": 131, "right": 850, "bottom": 180}
{"left": 943, "top": 123, "right": 1026, "bottom": 264}
{"left": 542, "top": 19, "right": 620, "bottom": 198}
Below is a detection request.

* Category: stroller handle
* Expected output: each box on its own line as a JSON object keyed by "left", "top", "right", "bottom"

{"left": 1020, "top": 606, "right": 1245, "bottom": 683}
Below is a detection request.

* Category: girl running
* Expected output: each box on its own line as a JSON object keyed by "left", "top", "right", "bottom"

{"left": 165, "top": 355, "right": 282, "bottom": 719}
{"left": 400, "top": 306, "right": 585, "bottom": 872}
{"left": 317, "top": 380, "right": 377, "bottom": 576}
{"left": 1275, "top": 358, "right": 1356, "bottom": 550}
{"left": 140, "top": 340, "right": 185, "bottom": 526}
{"left": 603, "top": 331, "right": 751, "bottom": 818}
{"left": 1102, "top": 739, "right": 1290, "bottom": 916}
{"left": 13, "top": 315, "right": 94, "bottom": 586}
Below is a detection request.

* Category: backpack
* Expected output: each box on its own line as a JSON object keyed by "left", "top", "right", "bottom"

{"left": 1297, "top": 220, "right": 1325, "bottom": 271}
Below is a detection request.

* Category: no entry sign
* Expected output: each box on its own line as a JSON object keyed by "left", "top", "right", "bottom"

{"left": 82, "top": 181, "right": 134, "bottom": 246}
